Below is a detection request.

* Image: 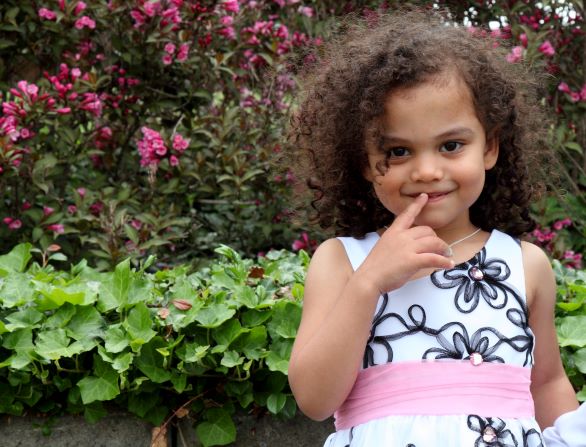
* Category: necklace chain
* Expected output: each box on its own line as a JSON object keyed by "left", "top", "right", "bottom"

{"left": 445, "top": 228, "right": 481, "bottom": 257}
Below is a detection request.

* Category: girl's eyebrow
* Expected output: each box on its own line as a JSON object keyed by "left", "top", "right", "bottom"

{"left": 379, "top": 127, "right": 475, "bottom": 146}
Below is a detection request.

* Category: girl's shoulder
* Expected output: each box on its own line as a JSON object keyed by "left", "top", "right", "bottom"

{"left": 519, "top": 239, "right": 555, "bottom": 309}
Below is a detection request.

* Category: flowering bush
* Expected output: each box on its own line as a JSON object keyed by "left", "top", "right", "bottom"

{"left": 1, "top": 1, "right": 584, "bottom": 270}
{"left": 0, "top": 0, "right": 324, "bottom": 268}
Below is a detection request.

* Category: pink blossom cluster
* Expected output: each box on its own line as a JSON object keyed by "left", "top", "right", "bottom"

{"left": 563, "top": 250, "right": 583, "bottom": 269}
{"left": 558, "top": 82, "right": 586, "bottom": 103}
{"left": 130, "top": 0, "right": 183, "bottom": 29}
{"left": 291, "top": 232, "right": 317, "bottom": 254}
{"left": 136, "top": 127, "right": 190, "bottom": 167}
{"left": 518, "top": 9, "right": 552, "bottom": 31}
{"left": 531, "top": 218, "right": 583, "bottom": 268}
{"left": 38, "top": 1, "right": 95, "bottom": 30}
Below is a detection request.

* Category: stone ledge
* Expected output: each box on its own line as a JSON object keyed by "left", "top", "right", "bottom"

{"left": 0, "top": 411, "right": 333, "bottom": 446}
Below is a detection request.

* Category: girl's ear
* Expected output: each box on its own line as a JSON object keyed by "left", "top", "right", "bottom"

{"left": 483, "top": 136, "right": 499, "bottom": 170}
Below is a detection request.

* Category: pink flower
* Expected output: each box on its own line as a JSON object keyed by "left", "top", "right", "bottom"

{"left": 143, "top": 1, "right": 160, "bottom": 17}
{"left": 291, "top": 232, "right": 317, "bottom": 253}
{"left": 68, "top": 205, "right": 77, "bottom": 214}
{"left": 38, "top": 8, "right": 57, "bottom": 20}
{"left": 506, "top": 46, "right": 523, "bottom": 63}
{"left": 19, "top": 128, "right": 31, "bottom": 139}
{"left": 21, "top": 201, "right": 32, "bottom": 210}
{"left": 538, "top": 40, "right": 555, "bottom": 57}
{"left": 172, "top": 134, "right": 189, "bottom": 152}
{"left": 223, "top": 0, "right": 240, "bottom": 13}
{"left": 7, "top": 219, "right": 22, "bottom": 230}
{"left": 162, "top": 54, "right": 173, "bottom": 65}
{"left": 519, "top": 33, "right": 528, "bottom": 48}
{"left": 176, "top": 43, "right": 189, "bottom": 62}
{"left": 218, "top": 26, "right": 236, "bottom": 40}
{"left": 581, "top": 84, "right": 586, "bottom": 101}
{"left": 169, "top": 155, "right": 179, "bottom": 166}
{"left": 164, "top": 43, "right": 176, "bottom": 54}
{"left": 131, "top": 219, "right": 142, "bottom": 230}
{"left": 47, "top": 224, "right": 65, "bottom": 234}
{"left": 43, "top": 206, "right": 55, "bottom": 216}
{"left": 298, "top": 6, "right": 313, "bottom": 17}
{"left": 558, "top": 82, "right": 571, "bottom": 94}
{"left": 571, "top": 92, "right": 581, "bottom": 102}
{"left": 77, "top": 187, "right": 87, "bottom": 197}
{"left": 71, "top": 68, "right": 82, "bottom": 79}
{"left": 130, "top": 10, "right": 146, "bottom": 27}
{"left": 74, "top": 16, "right": 96, "bottom": 30}
{"left": 220, "top": 15, "right": 234, "bottom": 26}
{"left": 74, "top": 1, "right": 87, "bottom": 16}
{"left": 56, "top": 107, "right": 72, "bottom": 114}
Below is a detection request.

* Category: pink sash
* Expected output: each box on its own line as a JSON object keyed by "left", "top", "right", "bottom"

{"left": 334, "top": 361, "right": 534, "bottom": 430}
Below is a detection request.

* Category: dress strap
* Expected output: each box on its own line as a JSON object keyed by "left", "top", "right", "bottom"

{"left": 336, "top": 233, "right": 379, "bottom": 271}
{"left": 334, "top": 361, "right": 534, "bottom": 430}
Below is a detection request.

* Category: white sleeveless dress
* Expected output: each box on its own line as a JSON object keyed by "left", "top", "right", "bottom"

{"left": 324, "top": 229, "right": 545, "bottom": 446}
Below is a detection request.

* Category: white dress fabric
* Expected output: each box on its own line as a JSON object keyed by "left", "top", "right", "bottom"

{"left": 542, "top": 403, "right": 586, "bottom": 447}
{"left": 324, "top": 229, "right": 545, "bottom": 446}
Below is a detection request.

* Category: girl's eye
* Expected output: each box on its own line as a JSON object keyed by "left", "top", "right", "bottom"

{"left": 385, "top": 147, "right": 410, "bottom": 158}
{"left": 440, "top": 141, "right": 462, "bottom": 152}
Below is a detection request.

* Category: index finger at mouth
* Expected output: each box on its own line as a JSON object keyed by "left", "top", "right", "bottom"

{"left": 394, "top": 193, "right": 428, "bottom": 229}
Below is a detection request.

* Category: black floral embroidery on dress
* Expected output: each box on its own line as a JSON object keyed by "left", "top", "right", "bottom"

{"left": 522, "top": 428, "right": 544, "bottom": 447}
{"left": 363, "top": 302, "right": 428, "bottom": 367}
{"left": 468, "top": 415, "right": 519, "bottom": 446}
{"left": 422, "top": 323, "right": 505, "bottom": 362}
{"left": 431, "top": 248, "right": 519, "bottom": 314}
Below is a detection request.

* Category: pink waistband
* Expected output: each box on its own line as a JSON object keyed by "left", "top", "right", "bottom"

{"left": 334, "top": 361, "right": 534, "bottom": 430}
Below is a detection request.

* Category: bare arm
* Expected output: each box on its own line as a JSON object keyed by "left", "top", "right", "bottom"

{"left": 523, "top": 242, "right": 578, "bottom": 428}
{"left": 288, "top": 194, "right": 453, "bottom": 420}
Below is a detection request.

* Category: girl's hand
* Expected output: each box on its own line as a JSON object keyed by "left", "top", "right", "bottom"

{"left": 356, "top": 193, "right": 454, "bottom": 293}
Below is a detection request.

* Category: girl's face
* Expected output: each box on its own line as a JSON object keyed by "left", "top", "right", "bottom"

{"left": 363, "top": 74, "right": 499, "bottom": 238}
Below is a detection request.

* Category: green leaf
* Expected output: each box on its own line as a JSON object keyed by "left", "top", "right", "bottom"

{"left": 66, "top": 306, "right": 105, "bottom": 340}
{"left": 267, "top": 301, "right": 301, "bottom": 339}
{"left": 97, "top": 259, "right": 131, "bottom": 311}
{"left": 34, "top": 329, "right": 72, "bottom": 360}
{"left": 557, "top": 316, "right": 586, "bottom": 347}
{"left": 124, "top": 302, "right": 156, "bottom": 347}
{"left": 104, "top": 324, "right": 129, "bottom": 353}
{"left": 84, "top": 402, "right": 108, "bottom": 423}
{"left": 574, "top": 348, "right": 586, "bottom": 374}
{"left": 2, "top": 329, "right": 34, "bottom": 351}
{"left": 77, "top": 357, "right": 120, "bottom": 404}
{"left": 195, "top": 408, "right": 236, "bottom": 447}
{"left": 266, "top": 393, "right": 287, "bottom": 414}
{"left": 36, "top": 285, "right": 85, "bottom": 311}
{"left": 0, "top": 243, "right": 32, "bottom": 272}
{"left": 213, "top": 319, "right": 246, "bottom": 347}
{"left": 112, "top": 352, "right": 134, "bottom": 373}
{"left": 0, "top": 273, "right": 35, "bottom": 308}
{"left": 5, "top": 308, "right": 44, "bottom": 331}
{"left": 221, "top": 350, "right": 243, "bottom": 368}
{"left": 134, "top": 337, "right": 172, "bottom": 383}
{"left": 195, "top": 304, "right": 236, "bottom": 328}
{"left": 265, "top": 339, "right": 293, "bottom": 375}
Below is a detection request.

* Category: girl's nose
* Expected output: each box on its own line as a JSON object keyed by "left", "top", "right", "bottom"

{"left": 410, "top": 155, "right": 443, "bottom": 182}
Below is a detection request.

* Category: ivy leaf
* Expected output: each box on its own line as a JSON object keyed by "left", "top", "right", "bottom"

{"left": 265, "top": 338, "right": 293, "bottom": 375}
{"left": 5, "top": 308, "right": 44, "bottom": 331}
{"left": 104, "top": 324, "right": 129, "bottom": 353}
{"left": 2, "top": 328, "right": 34, "bottom": 351}
{"left": 195, "top": 304, "right": 235, "bottom": 328}
{"left": 77, "top": 356, "right": 120, "bottom": 404}
{"left": 0, "top": 243, "right": 32, "bottom": 272}
{"left": 266, "top": 393, "right": 287, "bottom": 415}
{"left": 124, "top": 302, "right": 156, "bottom": 347}
{"left": 35, "top": 328, "right": 72, "bottom": 360}
{"left": 0, "top": 273, "right": 35, "bottom": 308}
{"left": 557, "top": 316, "right": 586, "bottom": 347}
{"left": 134, "top": 337, "right": 172, "bottom": 383}
{"left": 195, "top": 408, "right": 236, "bottom": 447}
{"left": 220, "top": 350, "right": 243, "bottom": 368}
{"left": 267, "top": 301, "right": 301, "bottom": 339}
{"left": 574, "top": 348, "right": 586, "bottom": 374}
{"left": 35, "top": 285, "right": 85, "bottom": 311}
{"left": 212, "top": 319, "right": 247, "bottom": 347}
{"left": 97, "top": 259, "right": 131, "bottom": 312}
{"left": 66, "top": 306, "right": 105, "bottom": 340}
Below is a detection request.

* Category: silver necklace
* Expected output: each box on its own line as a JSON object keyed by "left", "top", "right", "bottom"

{"left": 445, "top": 228, "right": 481, "bottom": 257}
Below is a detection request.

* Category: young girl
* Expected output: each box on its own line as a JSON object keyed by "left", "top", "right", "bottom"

{"left": 287, "top": 10, "right": 580, "bottom": 446}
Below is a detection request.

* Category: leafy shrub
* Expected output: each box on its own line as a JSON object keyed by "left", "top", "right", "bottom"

{"left": 0, "top": 243, "right": 307, "bottom": 446}
{"left": 0, "top": 0, "right": 320, "bottom": 269}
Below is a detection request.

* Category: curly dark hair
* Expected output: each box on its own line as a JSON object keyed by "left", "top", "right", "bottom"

{"left": 288, "top": 9, "right": 552, "bottom": 238}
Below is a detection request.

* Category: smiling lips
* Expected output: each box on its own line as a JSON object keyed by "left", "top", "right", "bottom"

{"left": 407, "top": 191, "right": 451, "bottom": 201}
